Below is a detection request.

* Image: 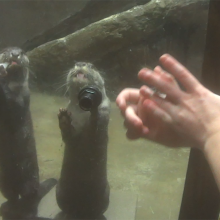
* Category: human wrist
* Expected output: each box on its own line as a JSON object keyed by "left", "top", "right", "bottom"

{"left": 203, "top": 131, "right": 220, "bottom": 158}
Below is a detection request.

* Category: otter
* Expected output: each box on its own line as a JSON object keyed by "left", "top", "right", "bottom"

{"left": 0, "top": 178, "right": 57, "bottom": 220}
{"left": 56, "top": 62, "right": 110, "bottom": 219}
{"left": 0, "top": 47, "right": 57, "bottom": 219}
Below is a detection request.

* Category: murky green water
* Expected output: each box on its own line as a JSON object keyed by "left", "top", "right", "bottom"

{"left": 16, "top": 91, "right": 190, "bottom": 220}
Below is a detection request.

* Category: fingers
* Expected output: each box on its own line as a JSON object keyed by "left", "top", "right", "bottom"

{"left": 142, "top": 99, "right": 172, "bottom": 124}
{"left": 126, "top": 128, "right": 143, "bottom": 140}
{"left": 135, "top": 99, "right": 173, "bottom": 144}
{"left": 124, "top": 105, "right": 143, "bottom": 132}
{"left": 159, "top": 54, "right": 202, "bottom": 92}
{"left": 138, "top": 68, "right": 184, "bottom": 103}
{"left": 116, "top": 88, "right": 140, "bottom": 113}
{"left": 139, "top": 85, "right": 154, "bottom": 98}
{"left": 154, "top": 66, "right": 179, "bottom": 88}
{"left": 139, "top": 87, "right": 178, "bottom": 119}
{"left": 124, "top": 105, "right": 149, "bottom": 139}
{"left": 151, "top": 94, "right": 178, "bottom": 118}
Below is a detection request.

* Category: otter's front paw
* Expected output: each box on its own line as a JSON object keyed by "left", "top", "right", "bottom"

{"left": 58, "top": 108, "right": 72, "bottom": 132}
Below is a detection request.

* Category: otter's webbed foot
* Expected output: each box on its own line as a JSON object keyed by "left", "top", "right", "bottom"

{"left": 58, "top": 108, "right": 73, "bottom": 142}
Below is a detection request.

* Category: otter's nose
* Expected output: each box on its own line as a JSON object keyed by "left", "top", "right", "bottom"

{"left": 76, "top": 62, "right": 87, "bottom": 67}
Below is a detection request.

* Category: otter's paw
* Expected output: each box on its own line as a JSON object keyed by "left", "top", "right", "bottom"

{"left": 58, "top": 108, "right": 72, "bottom": 132}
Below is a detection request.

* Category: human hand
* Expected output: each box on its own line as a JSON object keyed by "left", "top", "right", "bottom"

{"left": 116, "top": 54, "right": 220, "bottom": 150}
{"left": 116, "top": 88, "right": 148, "bottom": 139}
{"left": 116, "top": 87, "right": 186, "bottom": 148}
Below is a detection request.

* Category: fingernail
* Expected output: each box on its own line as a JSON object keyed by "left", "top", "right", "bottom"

{"left": 144, "top": 88, "right": 153, "bottom": 96}
{"left": 161, "top": 53, "right": 169, "bottom": 59}
{"left": 144, "top": 70, "right": 152, "bottom": 75}
{"left": 160, "top": 54, "right": 170, "bottom": 63}
{"left": 140, "top": 87, "right": 153, "bottom": 98}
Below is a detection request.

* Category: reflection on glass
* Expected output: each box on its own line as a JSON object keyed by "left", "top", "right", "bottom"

{"left": 0, "top": 0, "right": 209, "bottom": 219}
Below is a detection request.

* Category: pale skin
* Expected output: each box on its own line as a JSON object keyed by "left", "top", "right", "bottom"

{"left": 116, "top": 54, "right": 220, "bottom": 191}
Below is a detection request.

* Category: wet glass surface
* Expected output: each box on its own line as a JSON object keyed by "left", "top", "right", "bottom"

{"left": 0, "top": 1, "right": 209, "bottom": 219}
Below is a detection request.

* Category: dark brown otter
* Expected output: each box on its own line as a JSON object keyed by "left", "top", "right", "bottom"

{"left": 0, "top": 47, "right": 57, "bottom": 219}
{"left": 56, "top": 62, "right": 110, "bottom": 219}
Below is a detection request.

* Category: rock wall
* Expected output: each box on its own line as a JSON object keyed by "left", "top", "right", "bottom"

{"left": 0, "top": 0, "right": 209, "bottom": 99}
{"left": 0, "top": 1, "right": 88, "bottom": 49}
{"left": 22, "top": 0, "right": 151, "bottom": 51}
{"left": 26, "top": 0, "right": 209, "bottom": 99}
{"left": 0, "top": 0, "right": 150, "bottom": 50}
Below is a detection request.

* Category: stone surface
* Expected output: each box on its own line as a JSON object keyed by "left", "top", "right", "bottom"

{"left": 26, "top": 0, "right": 209, "bottom": 98}
{"left": 22, "top": 0, "right": 150, "bottom": 51}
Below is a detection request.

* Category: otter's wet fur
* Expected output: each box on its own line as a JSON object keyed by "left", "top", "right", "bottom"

{"left": 0, "top": 47, "right": 57, "bottom": 219}
{"left": 0, "top": 178, "right": 57, "bottom": 220}
{"left": 56, "top": 62, "right": 110, "bottom": 219}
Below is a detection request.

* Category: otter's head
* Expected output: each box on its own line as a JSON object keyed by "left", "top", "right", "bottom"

{"left": 0, "top": 47, "right": 29, "bottom": 83}
{"left": 67, "top": 62, "right": 105, "bottom": 94}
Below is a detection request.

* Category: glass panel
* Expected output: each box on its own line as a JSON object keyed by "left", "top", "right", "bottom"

{"left": 0, "top": 1, "right": 209, "bottom": 220}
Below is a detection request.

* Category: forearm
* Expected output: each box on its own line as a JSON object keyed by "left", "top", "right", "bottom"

{"left": 203, "top": 132, "right": 220, "bottom": 191}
